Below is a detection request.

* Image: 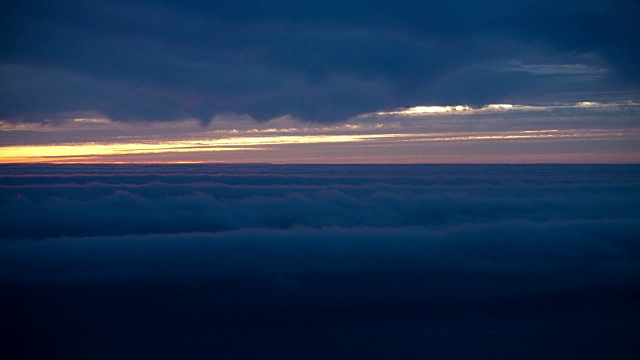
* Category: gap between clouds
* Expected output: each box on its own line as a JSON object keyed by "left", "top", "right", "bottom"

{"left": 1, "top": 100, "right": 639, "bottom": 163}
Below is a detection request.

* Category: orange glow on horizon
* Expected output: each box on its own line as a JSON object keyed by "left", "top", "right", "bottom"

{"left": 1, "top": 129, "right": 639, "bottom": 164}
{"left": 0, "top": 134, "right": 394, "bottom": 163}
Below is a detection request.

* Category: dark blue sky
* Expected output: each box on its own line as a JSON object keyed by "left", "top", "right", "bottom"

{"left": 2, "top": 0, "right": 639, "bottom": 123}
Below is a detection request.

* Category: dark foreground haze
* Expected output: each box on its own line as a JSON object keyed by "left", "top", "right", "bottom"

{"left": 1, "top": 164, "right": 639, "bottom": 359}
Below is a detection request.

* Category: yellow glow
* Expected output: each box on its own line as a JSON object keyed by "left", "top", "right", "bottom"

{"left": 1, "top": 128, "right": 637, "bottom": 164}
{"left": 0, "top": 134, "right": 400, "bottom": 163}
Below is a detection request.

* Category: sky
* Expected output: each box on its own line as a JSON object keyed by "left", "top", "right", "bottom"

{"left": 2, "top": 0, "right": 640, "bottom": 163}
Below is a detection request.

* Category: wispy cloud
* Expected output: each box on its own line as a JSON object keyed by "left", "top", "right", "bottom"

{"left": 363, "top": 100, "right": 640, "bottom": 117}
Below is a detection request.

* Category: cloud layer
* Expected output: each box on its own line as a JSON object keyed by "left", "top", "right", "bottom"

{"left": 2, "top": 164, "right": 639, "bottom": 239}
{"left": 2, "top": 164, "right": 639, "bottom": 358}
{"left": 2, "top": 0, "right": 639, "bottom": 123}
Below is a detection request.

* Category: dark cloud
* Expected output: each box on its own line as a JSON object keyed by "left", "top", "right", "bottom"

{"left": 2, "top": 164, "right": 640, "bottom": 359}
{"left": 2, "top": 164, "right": 640, "bottom": 358}
{"left": 1, "top": 0, "right": 638, "bottom": 122}
{"left": 2, "top": 164, "right": 639, "bottom": 239}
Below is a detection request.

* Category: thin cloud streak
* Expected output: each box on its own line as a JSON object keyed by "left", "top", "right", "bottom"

{"left": 1, "top": 128, "right": 638, "bottom": 163}
{"left": 363, "top": 100, "right": 640, "bottom": 117}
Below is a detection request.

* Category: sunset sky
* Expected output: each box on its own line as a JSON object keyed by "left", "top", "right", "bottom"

{"left": 3, "top": 2, "right": 640, "bottom": 357}
{"left": 2, "top": 0, "right": 639, "bottom": 163}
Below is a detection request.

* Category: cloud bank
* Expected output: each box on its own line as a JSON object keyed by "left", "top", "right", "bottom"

{"left": 2, "top": 0, "right": 639, "bottom": 123}
{"left": 1, "top": 164, "right": 639, "bottom": 239}
{"left": 1, "top": 164, "right": 639, "bottom": 358}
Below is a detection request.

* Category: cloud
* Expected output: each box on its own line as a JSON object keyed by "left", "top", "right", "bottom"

{"left": 2, "top": 164, "right": 639, "bottom": 358}
{"left": 2, "top": 1, "right": 638, "bottom": 123}
{"left": 365, "top": 100, "right": 640, "bottom": 117}
{"left": 1, "top": 164, "right": 639, "bottom": 240}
